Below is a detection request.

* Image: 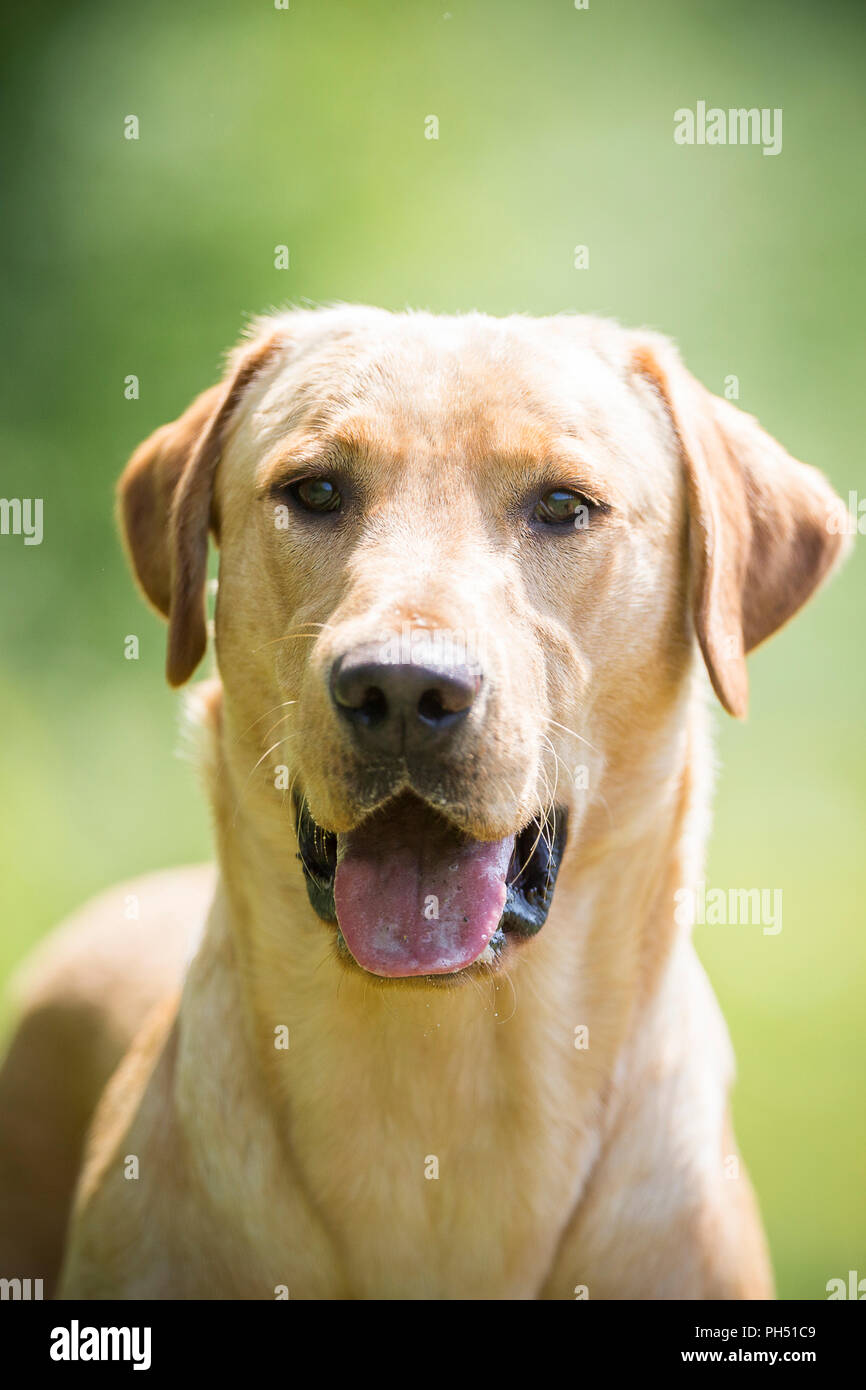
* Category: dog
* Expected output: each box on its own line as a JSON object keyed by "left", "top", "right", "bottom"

{"left": 0, "top": 306, "right": 849, "bottom": 1299}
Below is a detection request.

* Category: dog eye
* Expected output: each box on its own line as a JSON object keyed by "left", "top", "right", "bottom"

{"left": 291, "top": 478, "right": 342, "bottom": 514}
{"left": 533, "top": 488, "right": 590, "bottom": 525}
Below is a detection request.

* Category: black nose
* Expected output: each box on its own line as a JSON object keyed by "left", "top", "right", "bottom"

{"left": 330, "top": 644, "right": 481, "bottom": 754}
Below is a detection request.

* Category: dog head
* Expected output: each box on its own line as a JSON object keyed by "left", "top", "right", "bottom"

{"left": 119, "top": 307, "right": 848, "bottom": 980}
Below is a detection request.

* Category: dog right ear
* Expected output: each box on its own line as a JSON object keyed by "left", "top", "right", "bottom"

{"left": 118, "top": 384, "right": 222, "bottom": 623}
{"left": 117, "top": 332, "right": 281, "bottom": 686}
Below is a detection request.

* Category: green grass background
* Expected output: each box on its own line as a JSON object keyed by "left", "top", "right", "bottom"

{"left": 1, "top": 0, "right": 863, "bottom": 1298}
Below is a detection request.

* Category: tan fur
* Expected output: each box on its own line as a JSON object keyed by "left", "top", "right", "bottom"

{"left": 0, "top": 308, "right": 849, "bottom": 1299}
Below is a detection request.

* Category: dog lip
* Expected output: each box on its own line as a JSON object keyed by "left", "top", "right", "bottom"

{"left": 501, "top": 809, "right": 569, "bottom": 937}
{"left": 293, "top": 793, "right": 568, "bottom": 963}
{"left": 294, "top": 795, "right": 339, "bottom": 924}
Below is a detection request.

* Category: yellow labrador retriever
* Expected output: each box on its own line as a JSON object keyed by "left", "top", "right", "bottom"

{"left": 0, "top": 307, "right": 849, "bottom": 1299}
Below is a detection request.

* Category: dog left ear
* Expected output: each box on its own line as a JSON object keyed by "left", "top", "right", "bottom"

{"left": 118, "top": 331, "right": 281, "bottom": 687}
{"left": 631, "top": 333, "right": 850, "bottom": 718}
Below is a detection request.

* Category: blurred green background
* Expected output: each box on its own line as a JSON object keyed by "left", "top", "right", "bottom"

{"left": 1, "top": 0, "right": 863, "bottom": 1298}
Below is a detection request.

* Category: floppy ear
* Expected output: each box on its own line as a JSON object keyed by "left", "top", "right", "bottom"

{"left": 631, "top": 334, "right": 850, "bottom": 718}
{"left": 118, "top": 331, "right": 281, "bottom": 687}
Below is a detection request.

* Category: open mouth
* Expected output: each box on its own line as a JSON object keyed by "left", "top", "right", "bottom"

{"left": 294, "top": 791, "right": 567, "bottom": 979}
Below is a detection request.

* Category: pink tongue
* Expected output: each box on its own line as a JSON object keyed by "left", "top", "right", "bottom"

{"left": 334, "top": 797, "right": 513, "bottom": 977}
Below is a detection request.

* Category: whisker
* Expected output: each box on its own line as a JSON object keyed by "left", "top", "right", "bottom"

{"left": 260, "top": 709, "right": 297, "bottom": 746}
{"left": 544, "top": 716, "right": 601, "bottom": 757}
{"left": 231, "top": 733, "right": 299, "bottom": 827}
{"left": 543, "top": 722, "right": 615, "bottom": 828}
{"left": 538, "top": 735, "right": 560, "bottom": 852}
{"left": 293, "top": 791, "right": 320, "bottom": 881}
{"left": 252, "top": 622, "right": 335, "bottom": 655}
{"left": 234, "top": 699, "right": 297, "bottom": 743}
{"left": 491, "top": 960, "right": 518, "bottom": 1024}
{"left": 465, "top": 962, "right": 491, "bottom": 1013}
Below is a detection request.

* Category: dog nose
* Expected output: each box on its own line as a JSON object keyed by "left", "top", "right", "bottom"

{"left": 330, "top": 645, "right": 481, "bottom": 752}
